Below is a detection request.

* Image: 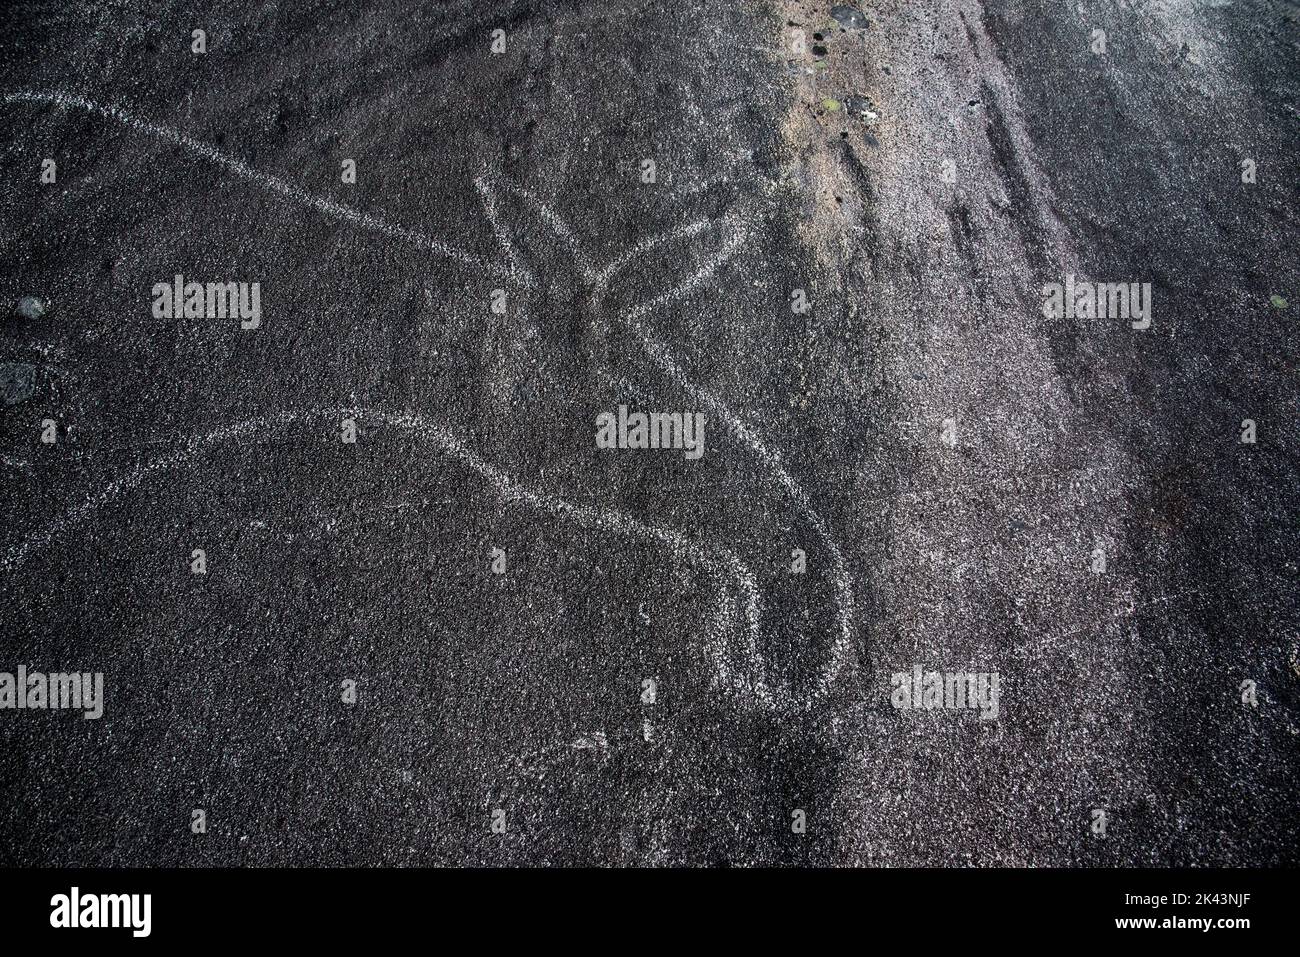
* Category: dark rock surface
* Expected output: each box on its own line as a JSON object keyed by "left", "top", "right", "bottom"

{"left": 0, "top": 0, "right": 1295, "bottom": 866}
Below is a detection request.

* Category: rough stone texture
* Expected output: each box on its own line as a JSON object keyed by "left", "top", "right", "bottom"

{"left": 0, "top": 0, "right": 1295, "bottom": 866}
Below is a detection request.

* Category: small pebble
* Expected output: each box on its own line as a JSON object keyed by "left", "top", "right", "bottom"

{"left": 831, "top": 6, "right": 869, "bottom": 30}
{"left": 0, "top": 361, "right": 37, "bottom": 406}
{"left": 844, "top": 94, "right": 880, "bottom": 120}
{"left": 13, "top": 296, "right": 48, "bottom": 321}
